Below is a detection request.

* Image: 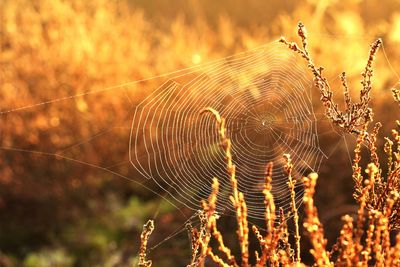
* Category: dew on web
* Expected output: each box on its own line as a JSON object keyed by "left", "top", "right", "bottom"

{"left": 130, "top": 41, "right": 327, "bottom": 220}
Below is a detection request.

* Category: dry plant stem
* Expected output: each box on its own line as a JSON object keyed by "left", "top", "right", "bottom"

{"left": 392, "top": 82, "right": 400, "bottom": 107}
{"left": 201, "top": 109, "right": 300, "bottom": 267}
{"left": 187, "top": 212, "right": 209, "bottom": 267}
{"left": 341, "top": 72, "right": 352, "bottom": 112}
{"left": 351, "top": 119, "right": 400, "bottom": 231}
{"left": 352, "top": 123, "right": 369, "bottom": 202}
{"left": 208, "top": 250, "right": 232, "bottom": 267}
{"left": 384, "top": 137, "right": 394, "bottom": 178}
{"left": 361, "top": 212, "right": 375, "bottom": 266}
{"left": 198, "top": 179, "right": 216, "bottom": 264}
{"left": 368, "top": 123, "right": 383, "bottom": 188}
{"left": 382, "top": 193, "right": 397, "bottom": 262}
{"left": 336, "top": 215, "right": 355, "bottom": 266}
{"left": 139, "top": 220, "right": 155, "bottom": 267}
{"left": 278, "top": 208, "right": 293, "bottom": 261}
{"left": 283, "top": 154, "right": 301, "bottom": 262}
{"left": 253, "top": 163, "right": 292, "bottom": 267}
{"left": 303, "top": 173, "right": 333, "bottom": 267}
{"left": 274, "top": 216, "right": 292, "bottom": 264}
{"left": 256, "top": 162, "right": 276, "bottom": 266}
{"left": 353, "top": 185, "right": 369, "bottom": 263}
{"left": 280, "top": 22, "right": 381, "bottom": 136}
{"left": 354, "top": 166, "right": 380, "bottom": 263}
{"left": 264, "top": 163, "right": 276, "bottom": 235}
{"left": 374, "top": 213, "right": 385, "bottom": 267}
{"left": 202, "top": 107, "right": 248, "bottom": 266}
{"left": 186, "top": 222, "right": 200, "bottom": 266}
{"left": 198, "top": 178, "right": 238, "bottom": 267}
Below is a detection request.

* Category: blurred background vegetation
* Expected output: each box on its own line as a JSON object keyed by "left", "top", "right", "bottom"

{"left": 1, "top": 0, "right": 400, "bottom": 266}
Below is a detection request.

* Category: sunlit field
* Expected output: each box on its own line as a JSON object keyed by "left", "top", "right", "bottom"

{"left": 1, "top": 0, "right": 400, "bottom": 266}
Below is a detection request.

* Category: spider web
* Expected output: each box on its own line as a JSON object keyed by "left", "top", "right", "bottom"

{"left": 1, "top": 30, "right": 399, "bottom": 259}
{"left": 130, "top": 41, "right": 326, "bottom": 220}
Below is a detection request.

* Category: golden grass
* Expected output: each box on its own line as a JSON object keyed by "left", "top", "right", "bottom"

{"left": 139, "top": 23, "right": 400, "bottom": 267}
{"left": 139, "top": 113, "right": 400, "bottom": 266}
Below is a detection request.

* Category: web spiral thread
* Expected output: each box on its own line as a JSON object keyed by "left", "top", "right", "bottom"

{"left": 130, "top": 41, "right": 326, "bottom": 219}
